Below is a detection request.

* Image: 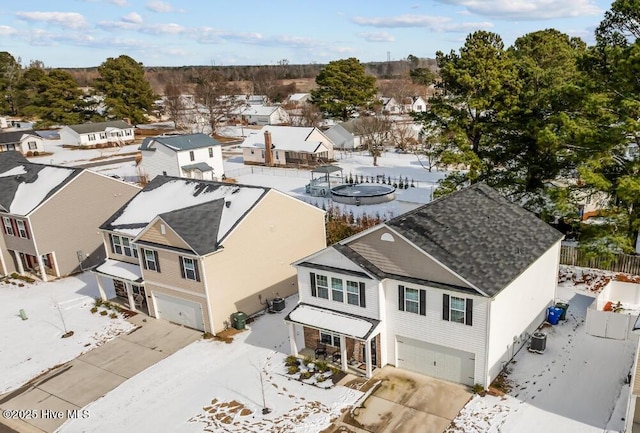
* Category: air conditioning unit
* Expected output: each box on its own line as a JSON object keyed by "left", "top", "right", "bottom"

{"left": 529, "top": 332, "right": 547, "bottom": 354}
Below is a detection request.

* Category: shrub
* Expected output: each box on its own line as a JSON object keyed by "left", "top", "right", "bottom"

{"left": 90, "top": 307, "right": 98, "bottom": 314}
{"left": 316, "top": 375, "right": 326, "bottom": 383}
{"left": 109, "top": 312, "right": 117, "bottom": 319}
{"left": 26, "top": 151, "right": 33, "bottom": 157}
{"left": 287, "top": 365, "right": 300, "bottom": 375}
{"left": 330, "top": 366, "right": 341, "bottom": 375}
{"left": 100, "top": 310, "right": 108, "bottom": 316}
{"left": 285, "top": 355, "right": 299, "bottom": 366}
{"left": 472, "top": 383, "right": 485, "bottom": 394}
{"left": 299, "top": 371, "right": 312, "bottom": 380}
{"left": 33, "top": 151, "right": 39, "bottom": 156}
{"left": 203, "top": 332, "right": 214, "bottom": 339}
{"left": 94, "top": 298, "right": 104, "bottom": 307}
{"left": 302, "top": 356, "right": 314, "bottom": 366}
{"left": 315, "top": 360, "right": 329, "bottom": 373}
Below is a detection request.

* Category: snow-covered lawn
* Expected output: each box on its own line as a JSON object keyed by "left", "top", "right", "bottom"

{"left": 448, "top": 266, "right": 639, "bottom": 433}
{"left": 59, "top": 295, "right": 362, "bottom": 433}
{"left": 0, "top": 272, "right": 133, "bottom": 394}
{"left": 29, "top": 141, "right": 140, "bottom": 167}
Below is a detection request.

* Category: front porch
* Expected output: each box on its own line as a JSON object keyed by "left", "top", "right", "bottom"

{"left": 93, "top": 259, "right": 148, "bottom": 315}
{"left": 9, "top": 250, "right": 58, "bottom": 282}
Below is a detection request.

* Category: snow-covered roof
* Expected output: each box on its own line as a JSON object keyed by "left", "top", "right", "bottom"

{"left": 285, "top": 303, "right": 379, "bottom": 340}
{"left": 288, "top": 93, "right": 310, "bottom": 102}
{"left": 240, "top": 105, "right": 282, "bottom": 116}
{"left": 94, "top": 259, "right": 143, "bottom": 282}
{"left": 66, "top": 120, "right": 132, "bottom": 135}
{"left": 240, "top": 125, "right": 329, "bottom": 154}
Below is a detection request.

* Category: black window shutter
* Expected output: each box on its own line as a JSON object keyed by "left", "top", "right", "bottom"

{"left": 154, "top": 250, "right": 161, "bottom": 272}
{"left": 466, "top": 298, "right": 473, "bottom": 326}
{"left": 109, "top": 234, "right": 115, "bottom": 254}
{"left": 194, "top": 260, "right": 200, "bottom": 282}
{"left": 179, "top": 256, "right": 185, "bottom": 279}
{"left": 398, "top": 285, "right": 405, "bottom": 311}
{"left": 419, "top": 289, "right": 426, "bottom": 316}
{"left": 443, "top": 294, "right": 450, "bottom": 321}
{"left": 141, "top": 249, "right": 148, "bottom": 269}
{"left": 359, "top": 282, "right": 366, "bottom": 308}
{"left": 310, "top": 272, "right": 317, "bottom": 297}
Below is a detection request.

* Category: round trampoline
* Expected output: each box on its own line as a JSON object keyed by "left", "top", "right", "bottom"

{"left": 330, "top": 183, "right": 396, "bottom": 205}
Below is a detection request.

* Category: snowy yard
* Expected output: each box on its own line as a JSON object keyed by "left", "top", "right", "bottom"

{"left": 59, "top": 295, "right": 363, "bottom": 433}
{"left": 0, "top": 272, "right": 133, "bottom": 394}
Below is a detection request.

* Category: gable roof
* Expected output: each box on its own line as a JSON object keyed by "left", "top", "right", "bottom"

{"left": 324, "top": 124, "right": 353, "bottom": 148}
{"left": 139, "top": 133, "right": 221, "bottom": 151}
{"left": 0, "top": 151, "right": 80, "bottom": 215}
{"left": 383, "top": 183, "right": 563, "bottom": 296}
{"left": 240, "top": 125, "right": 332, "bottom": 153}
{"left": 66, "top": 120, "right": 132, "bottom": 135}
{"left": 101, "top": 176, "right": 269, "bottom": 252}
{"left": 0, "top": 129, "right": 39, "bottom": 144}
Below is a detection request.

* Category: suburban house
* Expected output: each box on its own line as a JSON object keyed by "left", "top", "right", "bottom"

{"left": 286, "top": 93, "right": 311, "bottom": 106}
{"left": 285, "top": 183, "right": 563, "bottom": 387}
{"left": 0, "top": 129, "right": 45, "bottom": 154}
{"left": 59, "top": 120, "right": 135, "bottom": 147}
{"left": 325, "top": 122, "right": 365, "bottom": 151}
{"left": 138, "top": 133, "right": 224, "bottom": 181}
{"left": 241, "top": 125, "right": 335, "bottom": 167}
{"left": 402, "top": 96, "right": 428, "bottom": 113}
{"left": 93, "top": 176, "right": 326, "bottom": 333}
{"left": 0, "top": 152, "right": 140, "bottom": 281}
{"left": 231, "top": 105, "right": 290, "bottom": 126}
{"left": 379, "top": 97, "right": 402, "bottom": 115}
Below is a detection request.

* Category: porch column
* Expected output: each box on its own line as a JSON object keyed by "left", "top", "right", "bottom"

{"left": 0, "top": 248, "right": 7, "bottom": 276}
{"left": 288, "top": 323, "right": 298, "bottom": 356}
{"left": 95, "top": 275, "right": 107, "bottom": 301}
{"left": 365, "top": 338, "right": 373, "bottom": 378}
{"left": 36, "top": 254, "right": 47, "bottom": 282}
{"left": 125, "top": 281, "right": 136, "bottom": 312}
{"left": 13, "top": 251, "right": 25, "bottom": 275}
{"left": 378, "top": 332, "right": 387, "bottom": 367}
{"left": 340, "top": 335, "right": 348, "bottom": 372}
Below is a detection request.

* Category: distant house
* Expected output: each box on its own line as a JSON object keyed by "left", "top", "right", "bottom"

{"left": 379, "top": 97, "right": 402, "bottom": 115}
{"left": 231, "top": 105, "right": 290, "bottom": 126}
{"left": 0, "top": 152, "right": 139, "bottom": 280}
{"left": 285, "top": 183, "right": 563, "bottom": 385}
{"left": 240, "top": 125, "right": 335, "bottom": 166}
{"left": 287, "top": 93, "right": 311, "bottom": 106}
{"left": 138, "top": 133, "right": 224, "bottom": 181}
{"left": 59, "top": 120, "right": 135, "bottom": 147}
{"left": 402, "top": 96, "right": 428, "bottom": 113}
{"left": 0, "top": 130, "right": 45, "bottom": 155}
{"left": 93, "top": 176, "right": 326, "bottom": 333}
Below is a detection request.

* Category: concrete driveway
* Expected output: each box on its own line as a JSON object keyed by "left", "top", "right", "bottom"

{"left": 328, "top": 366, "right": 473, "bottom": 433}
{"left": 0, "top": 315, "right": 201, "bottom": 433}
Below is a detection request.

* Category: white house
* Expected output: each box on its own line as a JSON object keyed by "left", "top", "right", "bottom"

{"left": 240, "top": 125, "right": 335, "bottom": 166}
{"left": 402, "top": 96, "right": 428, "bottom": 113}
{"left": 285, "top": 183, "right": 563, "bottom": 387}
{"left": 231, "top": 105, "right": 290, "bottom": 126}
{"left": 59, "top": 120, "right": 135, "bottom": 147}
{"left": 287, "top": 93, "right": 311, "bottom": 106}
{"left": 0, "top": 130, "right": 45, "bottom": 155}
{"left": 138, "top": 133, "right": 224, "bottom": 181}
{"left": 379, "top": 97, "right": 402, "bottom": 115}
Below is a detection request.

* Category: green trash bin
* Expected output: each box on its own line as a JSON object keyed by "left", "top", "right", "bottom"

{"left": 231, "top": 312, "right": 247, "bottom": 330}
{"left": 555, "top": 302, "right": 569, "bottom": 320}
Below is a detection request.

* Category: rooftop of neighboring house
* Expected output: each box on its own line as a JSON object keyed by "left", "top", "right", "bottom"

{"left": 100, "top": 176, "right": 270, "bottom": 254}
{"left": 0, "top": 129, "right": 40, "bottom": 144}
{"left": 138, "top": 133, "right": 222, "bottom": 152}
{"left": 240, "top": 125, "right": 328, "bottom": 153}
{"left": 240, "top": 105, "right": 283, "bottom": 116}
{"left": 0, "top": 151, "right": 81, "bottom": 215}
{"left": 65, "top": 120, "right": 132, "bottom": 135}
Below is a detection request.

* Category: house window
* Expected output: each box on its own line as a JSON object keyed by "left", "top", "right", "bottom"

{"left": 442, "top": 294, "right": 473, "bottom": 326}
{"left": 189, "top": 150, "right": 195, "bottom": 161}
{"left": 88, "top": 134, "right": 96, "bottom": 141}
{"left": 316, "top": 274, "right": 329, "bottom": 299}
{"left": 28, "top": 141, "right": 37, "bottom": 150}
{"left": 100, "top": 133, "right": 107, "bottom": 139}
{"left": 250, "top": 149, "right": 254, "bottom": 155}
{"left": 142, "top": 248, "right": 160, "bottom": 272}
{"left": 2, "top": 217, "right": 13, "bottom": 236}
{"left": 331, "top": 278, "right": 343, "bottom": 302}
{"left": 125, "top": 130, "right": 132, "bottom": 136}
{"left": 346, "top": 281, "right": 360, "bottom": 306}
{"left": 320, "top": 331, "right": 341, "bottom": 348}
{"left": 180, "top": 256, "right": 200, "bottom": 281}
{"left": 208, "top": 147, "right": 214, "bottom": 158}
{"left": 111, "top": 234, "right": 123, "bottom": 254}
{"left": 16, "top": 220, "right": 28, "bottom": 239}
{"left": 122, "top": 237, "right": 137, "bottom": 258}
{"left": 398, "top": 285, "right": 426, "bottom": 316}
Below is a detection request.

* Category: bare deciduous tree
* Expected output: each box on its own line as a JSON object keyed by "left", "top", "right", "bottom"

{"left": 164, "top": 79, "right": 185, "bottom": 129}
{"left": 290, "top": 104, "right": 323, "bottom": 127}
{"left": 353, "top": 116, "right": 393, "bottom": 166}
{"left": 194, "top": 69, "right": 245, "bottom": 134}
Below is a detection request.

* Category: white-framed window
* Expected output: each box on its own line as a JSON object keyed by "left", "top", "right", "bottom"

{"left": 450, "top": 296, "right": 466, "bottom": 324}
{"left": 111, "top": 234, "right": 123, "bottom": 254}
{"left": 142, "top": 248, "right": 159, "bottom": 272}
{"left": 122, "top": 237, "right": 137, "bottom": 258}
{"left": 88, "top": 134, "right": 96, "bottom": 141}
{"left": 16, "top": 220, "right": 28, "bottom": 238}
{"left": 3, "top": 217, "right": 13, "bottom": 236}
{"left": 189, "top": 150, "right": 195, "bottom": 161}
{"left": 331, "top": 278, "right": 343, "bottom": 302}
{"left": 28, "top": 141, "right": 37, "bottom": 150}
{"left": 100, "top": 133, "right": 107, "bottom": 139}
{"left": 346, "top": 281, "right": 360, "bottom": 306}
{"left": 398, "top": 285, "right": 426, "bottom": 316}
{"left": 180, "top": 256, "right": 200, "bottom": 281}
{"left": 316, "top": 274, "right": 329, "bottom": 299}
{"left": 320, "top": 331, "right": 341, "bottom": 348}
{"left": 443, "top": 294, "right": 473, "bottom": 326}
{"left": 208, "top": 147, "right": 214, "bottom": 158}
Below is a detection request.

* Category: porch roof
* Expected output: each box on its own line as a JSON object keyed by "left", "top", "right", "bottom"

{"left": 285, "top": 303, "right": 379, "bottom": 340}
{"left": 93, "top": 259, "right": 143, "bottom": 283}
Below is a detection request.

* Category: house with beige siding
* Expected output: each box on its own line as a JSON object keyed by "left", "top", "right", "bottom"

{"left": 0, "top": 151, "right": 140, "bottom": 280}
{"left": 93, "top": 176, "right": 326, "bottom": 333}
{"left": 285, "top": 183, "right": 563, "bottom": 387}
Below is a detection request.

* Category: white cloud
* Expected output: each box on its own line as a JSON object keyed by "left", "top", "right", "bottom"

{"left": 145, "top": 0, "right": 181, "bottom": 13}
{"left": 434, "top": 0, "right": 602, "bottom": 20}
{"left": 140, "top": 22, "right": 185, "bottom": 35}
{"left": 358, "top": 31, "right": 395, "bottom": 42}
{"left": 110, "top": 0, "right": 128, "bottom": 5}
{"left": 0, "top": 25, "right": 17, "bottom": 36}
{"left": 122, "top": 12, "right": 143, "bottom": 24}
{"left": 15, "top": 11, "right": 89, "bottom": 29}
{"left": 352, "top": 14, "right": 492, "bottom": 33}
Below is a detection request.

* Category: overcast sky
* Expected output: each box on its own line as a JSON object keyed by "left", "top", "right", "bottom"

{"left": 0, "top": 0, "right": 612, "bottom": 68}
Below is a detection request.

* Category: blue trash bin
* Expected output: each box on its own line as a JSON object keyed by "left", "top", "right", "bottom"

{"left": 547, "top": 306, "right": 562, "bottom": 325}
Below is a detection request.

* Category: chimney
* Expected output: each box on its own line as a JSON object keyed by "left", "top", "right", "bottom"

{"left": 264, "top": 130, "right": 274, "bottom": 166}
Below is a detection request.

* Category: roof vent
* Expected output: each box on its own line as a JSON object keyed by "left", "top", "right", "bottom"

{"left": 225, "top": 201, "right": 231, "bottom": 208}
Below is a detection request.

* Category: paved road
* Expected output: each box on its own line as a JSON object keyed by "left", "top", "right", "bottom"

{"left": 0, "top": 315, "right": 201, "bottom": 433}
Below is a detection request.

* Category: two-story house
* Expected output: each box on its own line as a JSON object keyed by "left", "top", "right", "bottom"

{"left": 285, "top": 183, "right": 563, "bottom": 387}
{"left": 93, "top": 176, "right": 326, "bottom": 333}
{"left": 138, "top": 133, "right": 224, "bottom": 181}
{"left": 0, "top": 152, "right": 140, "bottom": 280}
{"left": 59, "top": 120, "right": 135, "bottom": 147}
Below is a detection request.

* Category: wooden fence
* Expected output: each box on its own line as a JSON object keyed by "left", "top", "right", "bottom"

{"left": 560, "top": 245, "right": 640, "bottom": 275}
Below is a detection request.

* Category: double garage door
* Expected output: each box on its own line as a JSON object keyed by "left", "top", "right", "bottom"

{"left": 154, "top": 292, "right": 205, "bottom": 331}
{"left": 396, "top": 336, "right": 475, "bottom": 386}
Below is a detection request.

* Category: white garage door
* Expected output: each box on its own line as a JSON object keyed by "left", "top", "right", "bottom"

{"left": 154, "top": 292, "right": 205, "bottom": 331}
{"left": 396, "top": 336, "right": 475, "bottom": 386}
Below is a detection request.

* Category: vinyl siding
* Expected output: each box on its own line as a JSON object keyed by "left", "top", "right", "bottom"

{"left": 1, "top": 216, "right": 37, "bottom": 255}
{"left": 138, "top": 219, "right": 192, "bottom": 251}
{"left": 486, "top": 241, "right": 561, "bottom": 385}
{"left": 140, "top": 145, "right": 180, "bottom": 180}
{"left": 175, "top": 147, "right": 224, "bottom": 180}
{"left": 29, "top": 171, "right": 140, "bottom": 275}
{"left": 383, "top": 279, "right": 489, "bottom": 386}
{"left": 300, "top": 247, "right": 370, "bottom": 274}
{"left": 141, "top": 247, "right": 206, "bottom": 296}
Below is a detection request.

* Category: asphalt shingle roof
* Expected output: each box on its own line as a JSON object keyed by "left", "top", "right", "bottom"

{"left": 382, "top": 183, "right": 563, "bottom": 296}
{"left": 159, "top": 199, "right": 224, "bottom": 255}
{"left": 67, "top": 120, "right": 132, "bottom": 134}
{"left": 139, "top": 133, "right": 221, "bottom": 151}
{"left": 0, "top": 129, "right": 38, "bottom": 144}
